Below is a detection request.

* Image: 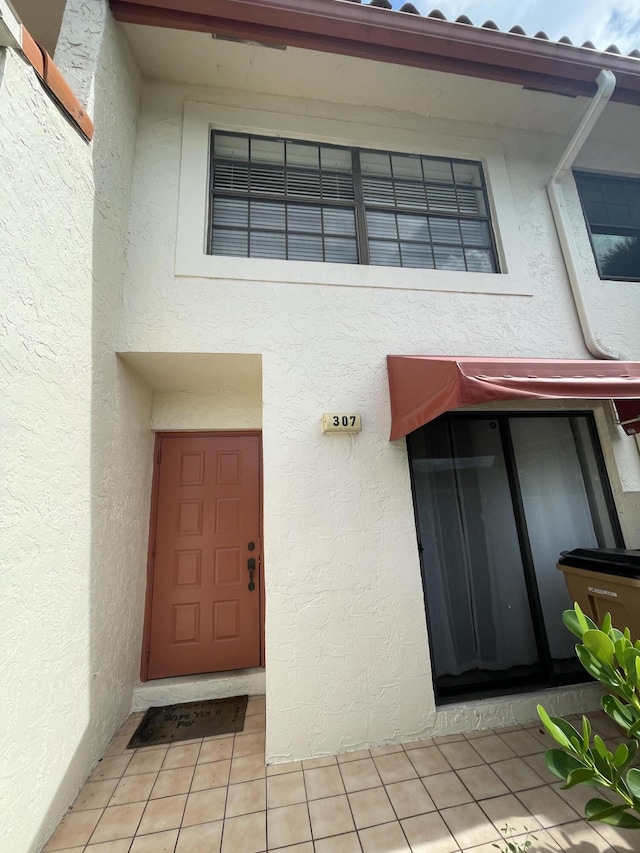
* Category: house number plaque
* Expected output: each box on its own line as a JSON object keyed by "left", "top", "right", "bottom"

{"left": 322, "top": 413, "right": 362, "bottom": 434}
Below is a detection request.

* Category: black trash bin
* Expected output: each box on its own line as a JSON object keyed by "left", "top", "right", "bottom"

{"left": 558, "top": 548, "right": 640, "bottom": 638}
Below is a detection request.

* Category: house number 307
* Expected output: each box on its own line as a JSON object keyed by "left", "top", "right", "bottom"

{"left": 322, "top": 413, "right": 362, "bottom": 434}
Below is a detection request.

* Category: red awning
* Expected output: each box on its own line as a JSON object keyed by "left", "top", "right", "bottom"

{"left": 387, "top": 356, "right": 640, "bottom": 440}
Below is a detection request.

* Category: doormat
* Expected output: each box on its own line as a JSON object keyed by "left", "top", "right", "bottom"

{"left": 127, "top": 695, "right": 249, "bottom": 748}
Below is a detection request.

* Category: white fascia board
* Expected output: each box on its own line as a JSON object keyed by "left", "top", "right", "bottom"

{"left": 0, "top": 0, "right": 21, "bottom": 49}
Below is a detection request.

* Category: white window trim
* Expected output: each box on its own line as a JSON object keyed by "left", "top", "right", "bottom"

{"left": 176, "top": 96, "right": 531, "bottom": 296}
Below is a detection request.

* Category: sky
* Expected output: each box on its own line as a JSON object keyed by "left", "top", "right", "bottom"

{"left": 391, "top": 0, "right": 640, "bottom": 54}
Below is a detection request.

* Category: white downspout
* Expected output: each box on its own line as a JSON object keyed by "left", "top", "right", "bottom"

{"left": 546, "top": 69, "right": 628, "bottom": 360}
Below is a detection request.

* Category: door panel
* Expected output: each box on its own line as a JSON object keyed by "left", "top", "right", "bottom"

{"left": 147, "top": 434, "right": 261, "bottom": 680}
{"left": 408, "top": 413, "right": 621, "bottom": 703}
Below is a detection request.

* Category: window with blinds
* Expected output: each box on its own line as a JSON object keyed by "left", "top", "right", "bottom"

{"left": 209, "top": 132, "right": 499, "bottom": 273}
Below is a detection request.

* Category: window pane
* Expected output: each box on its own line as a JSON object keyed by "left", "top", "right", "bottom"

{"left": 251, "top": 137, "right": 284, "bottom": 165}
{"left": 286, "top": 142, "right": 319, "bottom": 169}
{"left": 288, "top": 205, "right": 322, "bottom": 233}
{"left": 324, "top": 237, "right": 358, "bottom": 264}
{"left": 211, "top": 229, "right": 248, "bottom": 256}
{"left": 457, "top": 188, "right": 486, "bottom": 216}
{"left": 214, "top": 134, "right": 249, "bottom": 161}
{"left": 323, "top": 207, "right": 356, "bottom": 236}
{"left": 394, "top": 182, "right": 427, "bottom": 209}
{"left": 288, "top": 234, "right": 323, "bottom": 261}
{"left": 251, "top": 166, "right": 285, "bottom": 196}
{"left": 433, "top": 245, "right": 466, "bottom": 270}
{"left": 408, "top": 418, "right": 539, "bottom": 686}
{"left": 251, "top": 200, "right": 286, "bottom": 231}
{"left": 321, "top": 173, "right": 355, "bottom": 201}
{"left": 575, "top": 172, "right": 640, "bottom": 279}
{"left": 453, "top": 161, "right": 482, "bottom": 187}
{"left": 392, "top": 155, "right": 422, "bottom": 180}
{"left": 426, "top": 185, "right": 459, "bottom": 213}
{"left": 213, "top": 162, "right": 249, "bottom": 193}
{"left": 397, "top": 214, "right": 429, "bottom": 241}
{"left": 249, "top": 231, "right": 286, "bottom": 258}
{"left": 361, "top": 177, "right": 395, "bottom": 206}
{"left": 464, "top": 248, "right": 495, "bottom": 273}
{"left": 460, "top": 220, "right": 490, "bottom": 246}
{"left": 421, "top": 158, "right": 453, "bottom": 183}
{"left": 287, "top": 170, "right": 321, "bottom": 198}
{"left": 366, "top": 210, "right": 397, "bottom": 239}
{"left": 510, "top": 416, "right": 617, "bottom": 661}
{"left": 400, "top": 243, "right": 434, "bottom": 268}
{"left": 360, "top": 152, "right": 392, "bottom": 176}
{"left": 212, "top": 197, "right": 248, "bottom": 229}
{"left": 369, "top": 241, "right": 401, "bottom": 266}
{"left": 429, "top": 218, "right": 462, "bottom": 244}
{"left": 321, "top": 147, "right": 352, "bottom": 172}
{"left": 594, "top": 234, "right": 640, "bottom": 279}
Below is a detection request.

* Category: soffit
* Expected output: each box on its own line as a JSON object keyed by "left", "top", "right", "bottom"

{"left": 119, "top": 352, "right": 262, "bottom": 393}
{"left": 120, "top": 24, "right": 640, "bottom": 139}
{"left": 109, "top": 0, "right": 640, "bottom": 105}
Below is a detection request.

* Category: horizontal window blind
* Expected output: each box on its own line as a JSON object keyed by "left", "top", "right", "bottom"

{"left": 209, "top": 131, "right": 498, "bottom": 273}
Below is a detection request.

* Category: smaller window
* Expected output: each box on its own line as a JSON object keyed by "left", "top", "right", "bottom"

{"left": 574, "top": 171, "right": 640, "bottom": 281}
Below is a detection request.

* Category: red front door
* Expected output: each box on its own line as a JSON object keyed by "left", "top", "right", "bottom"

{"left": 145, "top": 434, "right": 262, "bottom": 680}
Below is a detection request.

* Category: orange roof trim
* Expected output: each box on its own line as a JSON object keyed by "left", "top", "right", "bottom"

{"left": 21, "top": 25, "right": 94, "bottom": 141}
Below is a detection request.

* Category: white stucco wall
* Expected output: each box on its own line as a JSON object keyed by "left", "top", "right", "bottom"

{"left": 117, "top": 77, "right": 640, "bottom": 762}
{"left": 151, "top": 388, "right": 262, "bottom": 430}
{"left": 0, "top": 4, "right": 154, "bottom": 850}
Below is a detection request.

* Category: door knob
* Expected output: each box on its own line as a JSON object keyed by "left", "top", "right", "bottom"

{"left": 247, "top": 557, "right": 256, "bottom": 591}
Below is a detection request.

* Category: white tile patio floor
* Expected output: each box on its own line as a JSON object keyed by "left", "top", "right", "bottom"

{"left": 43, "top": 698, "right": 639, "bottom": 852}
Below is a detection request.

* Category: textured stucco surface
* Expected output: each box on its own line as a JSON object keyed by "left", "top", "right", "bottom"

{"left": 0, "top": 5, "right": 154, "bottom": 850}
{"left": 3, "top": 17, "right": 640, "bottom": 847}
{"left": 132, "top": 669, "right": 266, "bottom": 711}
{"left": 117, "top": 78, "right": 640, "bottom": 763}
{"left": 151, "top": 389, "right": 262, "bottom": 431}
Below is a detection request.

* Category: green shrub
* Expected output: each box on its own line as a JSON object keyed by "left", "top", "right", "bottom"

{"left": 537, "top": 602, "right": 640, "bottom": 829}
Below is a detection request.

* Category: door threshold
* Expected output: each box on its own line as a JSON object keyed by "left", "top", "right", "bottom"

{"left": 132, "top": 667, "right": 265, "bottom": 712}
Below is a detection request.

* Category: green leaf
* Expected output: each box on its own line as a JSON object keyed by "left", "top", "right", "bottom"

{"left": 613, "top": 743, "right": 629, "bottom": 768}
{"left": 622, "top": 646, "right": 640, "bottom": 688}
{"left": 563, "top": 605, "right": 597, "bottom": 639}
{"left": 592, "top": 748, "right": 613, "bottom": 779}
{"left": 545, "top": 748, "right": 584, "bottom": 781}
{"left": 552, "top": 717, "right": 583, "bottom": 748}
{"left": 629, "top": 718, "right": 640, "bottom": 739}
{"left": 564, "top": 767, "right": 598, "bottom": 788}
{"left": 585, "top": 798, "right": 640, "bottom": 828}
{"left": 582, "top": 715, "right": 592, "bottom": 751}
{"left": 615, "top": 637, "right": 631, "bottom": 668}
{"left": 627, "top": 768, "right": 640, "bottom": 799}
{"left": 576, "top": 645, "right": 615, "bottom": 685}
{"left": 582, "top": 630, "right": 616, "bottom": 666}
{"left": 602, "top": 694, "right": 636, "bottom": 731}
{"left": 602, "top": 612, "right": 612, "bottom": 635}
{"left": 593, "top": 735, "right": 610, "bottom": 760}
{"left": 537, "top": 707, "right": 572, "bottom": 748}
{"left": 626, "top": 739, "right": 639, "bottom": 769}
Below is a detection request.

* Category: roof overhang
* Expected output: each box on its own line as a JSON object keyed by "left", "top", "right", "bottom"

{"left": 387, "top": 356, "right": 640, "bottom": 440}
{"left": 109, "top": 0, "right": 640, "bottom": 105}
